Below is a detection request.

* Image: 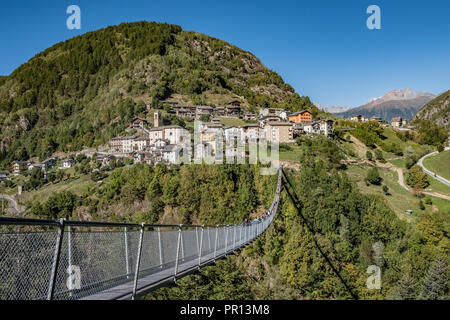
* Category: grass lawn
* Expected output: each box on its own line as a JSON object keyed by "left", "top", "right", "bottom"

{"left": 219, "top": 117, "right": 255, "bottom": 127}
{"left": 425, "top": 176, "right": 450, "bottom": 195}
{"left": 18, "top": 173, "right": 97, "bottom": 205}
{"left": 389, "top": 159, "right": 407, "bottom": 169}
{"left": 346, "top": 164, "right": 450, "bottom": 220}
{"left": 423, "top": 150, "right": 450, "bottom": 181}
{"left": 279, "top": 145, "right": 303, "bottom": 163}
{"left": 377, "top": 129, "right": 430, "bottom": 159}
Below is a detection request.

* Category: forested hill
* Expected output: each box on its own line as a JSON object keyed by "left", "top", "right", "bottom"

{"left": 413, "top": 90, "right": 450, "bottom": 128}
{"left": 0, "top": 21, "right": 316, "bottom": 167}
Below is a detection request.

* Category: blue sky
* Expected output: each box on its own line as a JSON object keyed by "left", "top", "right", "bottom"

{"left": 0, "top": 0, "right": 449, "bottom": 107}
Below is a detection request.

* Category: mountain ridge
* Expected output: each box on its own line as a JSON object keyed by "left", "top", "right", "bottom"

{"left": 336, "top": 88, "right": 435, "bottom": 121}
{"left": 413, "top": 90, "right": 450, "bottom": 128}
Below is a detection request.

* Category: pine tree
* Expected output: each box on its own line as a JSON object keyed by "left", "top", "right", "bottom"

{"left": 339, "top": 214, "right": 350, "bottom": 241}
{"left": 419, "top": 258, "right": 448, "bottom": 300}
{"left": 391, "top": 274, "right": 418, "bottom": 300}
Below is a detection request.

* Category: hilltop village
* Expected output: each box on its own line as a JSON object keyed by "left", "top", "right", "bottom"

{"left": 101, "top": 101, "right": 334, "bottom": 166}
{"left": 3, "top": 99, "right": 432, "bottom": 184}
{"left": 4, "top": 101, "right": 334, "bottom": 178}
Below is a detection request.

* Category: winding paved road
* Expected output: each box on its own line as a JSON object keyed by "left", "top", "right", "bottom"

{"left": 417, "top": 147, "right": 450, "bottom": 187}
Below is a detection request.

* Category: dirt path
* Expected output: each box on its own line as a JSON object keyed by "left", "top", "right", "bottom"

{"left": 0, "top": 194, "right": 25, "bottom": 214}
{"left": 343, "top": 159, "right": 450, "bottom": 201}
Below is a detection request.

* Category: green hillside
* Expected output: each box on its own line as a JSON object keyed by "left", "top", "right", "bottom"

{"left": 0, "top": 21, "right": 316, "bottom": 168}
{"left": 423, "top": 150, "right": 450, "bottom": 181}
{"left": 413, "top": 90, "right": 450, "bottom": 128}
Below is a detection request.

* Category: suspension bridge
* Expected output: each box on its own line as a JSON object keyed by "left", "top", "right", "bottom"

{"left": 0, "top": 167, "right": 282, "bottom": 300}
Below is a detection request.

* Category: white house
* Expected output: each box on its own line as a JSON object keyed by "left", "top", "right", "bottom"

{"left": 62, "top": 159, "right": 75, "bottom": 168}
{"left": 391, "top": 117, "right": 403, "bottom": 128}
{"left": 224, "top": 126, "right": 242, "bottom": 143}
{"left": 162, "top": 145, "right": 182, "bottom": 164}
{"left": 148, "top": 126, "right": 189, "bottom": 145}
{"left": 131, "top": 137, "right": 149, "bottom": 152}
{"left": 304, "top": 120, "right": 334, "bottom": 137}
{"left": 279, "top": 111, "right": 288, "bottom": 120}
{"left": 28, "top": 163, "right": 45, "bottom": 171}
{"left": 241, "top": 124, "right": 260, "bottom": 142}
{"left": 109, "top": 135, "right": 137, "bottom": 153}
{"left": 319, "top": 120, "right": 334, "bottom": 137}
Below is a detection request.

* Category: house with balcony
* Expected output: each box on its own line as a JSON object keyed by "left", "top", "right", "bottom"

{"left": 391, "top": 117, "right": 403, "bottom": 127}
{"left": 288, "top": 110, "right": 313, "bottom": 124}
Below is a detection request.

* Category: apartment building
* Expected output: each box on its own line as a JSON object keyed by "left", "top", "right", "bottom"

{"left": 264, "top": 122, "right": 294, "bottom": 143}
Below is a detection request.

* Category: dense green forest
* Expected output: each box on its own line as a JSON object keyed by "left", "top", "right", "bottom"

{"left": 0, "top": 21, "right": 316, "bottom": 168}
{"left": 28, "top": 163, "right": 276, "bottom": 227}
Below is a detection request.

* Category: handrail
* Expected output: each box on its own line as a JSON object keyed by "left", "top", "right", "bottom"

{"left": 0, "top": 166, "right": 282, "bottom": 300}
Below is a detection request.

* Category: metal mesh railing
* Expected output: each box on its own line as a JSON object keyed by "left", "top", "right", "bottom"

{"left": 0, "top": 167, "right": 282, "bottom": 300}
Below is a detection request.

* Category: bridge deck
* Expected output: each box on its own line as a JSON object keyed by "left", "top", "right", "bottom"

{"left": 81, "top": 243, "right": 247, "bottom": 300}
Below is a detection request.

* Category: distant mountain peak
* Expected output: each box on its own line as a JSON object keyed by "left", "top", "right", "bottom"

{"left": 366, "top": 88, "right": 435, "bottom": 106}
{"left": 314, "top": 103, "right": 351, "bottom": 114}
{"left": 336, "top": 88, "right": 436, "bottom": 121}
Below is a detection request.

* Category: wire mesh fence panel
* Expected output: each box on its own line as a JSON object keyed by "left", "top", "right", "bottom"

{"left": 218, "top": 227, "right": 227, "bottom": 255}
{"left": 127, "top": 229, "right": 141, "bottom": 276}
{"left": 0, "top": 229, "right": 57, "bottom": 300}
{"left": 138, "top": 229, "right": 160, "bottom": 275}
{"left": 202, "top": 227, "right": 213, "bottom": 257}
{"left": 53, "top": 228, "right": 137, "bottom": 300}
{"left": 181, "top": 229, "right": 199, "bottom": 262}
{"left": 159, "top": 229, "right": 179, "bottom": 269}
{"left": 200, "top": 228, "right": 212, "bottom": 258}
{"left": 228, "top": 227, "right": 235, "bottom": 250}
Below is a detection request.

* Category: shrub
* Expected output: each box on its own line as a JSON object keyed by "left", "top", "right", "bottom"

{"left": 406, "top": 165, "right": 429, "bottom": 189}
{"left": 419, "top": 200, "right": 425, "bottom": 210}
{"left": 366, "top": 168, "right": 382, "bottom": 185}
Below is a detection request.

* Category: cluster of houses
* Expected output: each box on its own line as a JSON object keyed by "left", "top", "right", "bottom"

{"left": 12, "top": 158, "right": 57, "bottom": 175}
{"left": 107, "top": 105, "right": 334, "bottom": 165}
{"left": 350, "top": 115, "right": 382, "bottom": 123}
{"left": 10, "top": 157, "right": 76, "bottom": 176}
{"left": 167, "top": 100, "right": 244, "bottom": 120}
{"left": 3, "top": 104, "right": 335, "bottom": 177}
{"left": 349, "top": 114, "right": 409, "bottom": 128}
